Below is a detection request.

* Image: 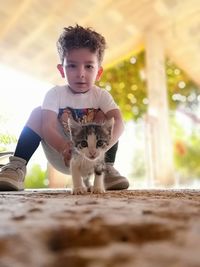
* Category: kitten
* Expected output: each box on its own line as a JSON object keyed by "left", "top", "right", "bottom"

{"left": 68, "top": 118, "right": 113, "bottom": 195}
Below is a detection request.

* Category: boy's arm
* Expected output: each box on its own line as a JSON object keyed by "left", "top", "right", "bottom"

{"left": 105, "top": 109, "right": 125, "bottom": 150}
{"left": 42, "top": 109, "right": 72, "bottom": 164}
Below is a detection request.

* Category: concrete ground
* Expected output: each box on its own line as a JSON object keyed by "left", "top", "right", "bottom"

{"left": 0, "top": 189, "right": 200, "bottom": 267}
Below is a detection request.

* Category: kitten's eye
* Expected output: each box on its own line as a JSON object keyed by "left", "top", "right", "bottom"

{"left": 81, "top": 140, "right": 88, "bottom": 147}
{"left": 96, "top": 140, "right": 104, "bottom": 147}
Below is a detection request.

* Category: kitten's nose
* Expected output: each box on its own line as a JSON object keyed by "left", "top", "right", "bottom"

{"left": 89, "top": 151, "right": 97, "bottom": 158}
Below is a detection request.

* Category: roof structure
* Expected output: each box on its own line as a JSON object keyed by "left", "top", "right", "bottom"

{"left": 0, "top": 0, "right": 200, "bottom": 85}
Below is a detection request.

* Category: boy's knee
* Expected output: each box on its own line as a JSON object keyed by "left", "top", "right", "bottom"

{"left": 26, "top": 106, "right": 42, "bottom": 135}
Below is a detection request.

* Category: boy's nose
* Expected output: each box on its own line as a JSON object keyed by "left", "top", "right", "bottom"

{"left": 77, "top": 67, "right": 85, "bottom": 78}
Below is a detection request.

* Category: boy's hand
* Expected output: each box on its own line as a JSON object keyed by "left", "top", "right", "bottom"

{"left": 62, "top": 141, "right": 73, "bottom": 166}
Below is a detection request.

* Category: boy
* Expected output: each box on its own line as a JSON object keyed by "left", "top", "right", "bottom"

{"left": 0, "top": 25, "right": 129, "bottom": 191}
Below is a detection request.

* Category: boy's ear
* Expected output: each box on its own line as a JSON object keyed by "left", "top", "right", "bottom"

{"left": 96, "top": 67, "right": 103, "bottom": 81}
{"left": 57, "top": 64, "right": 65, "bottom": 78}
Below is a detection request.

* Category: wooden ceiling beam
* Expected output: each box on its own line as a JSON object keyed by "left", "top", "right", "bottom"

{"left": 0, "top": 0, "right": 33, "bottom": 39}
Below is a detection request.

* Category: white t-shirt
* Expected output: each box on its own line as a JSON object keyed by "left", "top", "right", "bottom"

{"left": 42, "top": 85, "right": 119, "bottom": 130}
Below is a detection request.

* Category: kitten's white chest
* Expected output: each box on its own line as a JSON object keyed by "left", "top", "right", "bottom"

{"left": 71, "top": 154, "right": 102, "bottom": 178}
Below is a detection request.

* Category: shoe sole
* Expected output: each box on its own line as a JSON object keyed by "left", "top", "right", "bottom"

{"left": 105, "top": 180, "right": 129, "bottom": 190}
{"left": 0, "top": 180, "right": 24, "bottom": 191}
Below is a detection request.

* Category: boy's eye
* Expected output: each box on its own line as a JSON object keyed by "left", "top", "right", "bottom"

{"left": 66, "top": 64, "right": 76, "bottom": 68}
{"left": 85, "top": 64, "right": 94, "bottom": 69}
{"left": 81, "top": 140, "right": 88, "bottom": 147}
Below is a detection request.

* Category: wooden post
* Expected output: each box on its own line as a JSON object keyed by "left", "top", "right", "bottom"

{"left": 145, "top": 30, "right": 175, "bottom": 186}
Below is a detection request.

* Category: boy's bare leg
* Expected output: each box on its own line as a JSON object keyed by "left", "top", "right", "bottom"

{"left": 26, "top": 106, "right": 43, "bottom": 138}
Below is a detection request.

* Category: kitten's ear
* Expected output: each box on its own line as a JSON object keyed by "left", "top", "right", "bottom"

{"left": 68, "top": 118, "right": 79, "bottom": 128}
{"left": 68, "top": 118, "right": 81, "bottom": 135}
{"left": 103, "top": 118, "right": 114, "bottom": 136}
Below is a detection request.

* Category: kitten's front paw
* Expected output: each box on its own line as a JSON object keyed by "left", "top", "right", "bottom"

{"left": 73, "top": 186, "right": 87, "bottom": 195}
{"left": 91, "top": 186, "right": 105, "bottom": 194}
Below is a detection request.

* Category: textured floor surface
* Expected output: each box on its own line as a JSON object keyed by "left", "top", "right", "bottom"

{"left": 0, "top": 189, "right": 200, "bottom": 267}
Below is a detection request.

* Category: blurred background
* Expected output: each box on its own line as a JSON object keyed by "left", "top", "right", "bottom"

{"left": 1, "top": 0, "right": 200, "bottom": 189}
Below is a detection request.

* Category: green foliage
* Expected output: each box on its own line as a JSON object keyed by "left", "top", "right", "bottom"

{"left": 98, "top": 51, "right": 200, "bottom": 122}
{"left": 166, "top": 60, "right": 200, "bottom": 110}
{"left": 98, "top": 52, "right": 147, "bottom": 121}
{"left": 0, "top": 114, "right": 17, "bottom": 149}
{"left": 0, "top": 134, "right": 17, "bottom": 146}
{"left": 25, "top": 164, "right": 48, "bottom": 189}
{"left": 172, "top": 119, "right": 200, "bottom": 180}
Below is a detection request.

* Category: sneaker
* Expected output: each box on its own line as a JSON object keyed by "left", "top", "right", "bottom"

{"left": 104, "top": 164, "right": 129, "bottom": 190}
{"left": 0, "top": 156, "right": 26, "bottom": 191}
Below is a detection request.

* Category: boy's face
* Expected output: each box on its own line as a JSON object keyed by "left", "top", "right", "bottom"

{"left": 57, "top": 48, "right": 103, "bottom": 93}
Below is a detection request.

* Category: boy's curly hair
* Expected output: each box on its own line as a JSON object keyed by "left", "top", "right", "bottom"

{"left": 56, "top": 24, "right": 106, "bottom": 65}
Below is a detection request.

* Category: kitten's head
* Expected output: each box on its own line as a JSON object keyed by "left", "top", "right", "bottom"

{"left": 69, "top": 119, "right": 113, "bottom": 161}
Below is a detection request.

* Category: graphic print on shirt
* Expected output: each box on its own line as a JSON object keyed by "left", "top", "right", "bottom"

{"left": 58, "top": 107, "right": 99, "bottom": 135}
